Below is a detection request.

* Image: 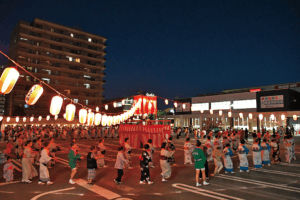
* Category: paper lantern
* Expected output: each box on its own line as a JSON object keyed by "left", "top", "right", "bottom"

{"left": 182, "top": 104, "right": 186, "bottom": 109}
{"left": 16, "top": 117, "right": 19, "bottom": 122}
{"left": 114, "top": 102, "right": 117, "bottom": 108}
{"left": 219, "top": 110, "right": 222, "bottom": 116}
{"left": 101, "top": 115, "right": 107, "bottom": 126}
{"left": 6, "top": 117, "right": 10, "bottom": 122}
{"left": 0, "top": 116, "right": 2, "bottom": 121}
{"left": 96, "top": 107, "right": 99, "bottom": 112}
{"left": 200, "top": 110, "right": 204, "bottom": 114}
{"left": 228, "top": 111, "right": 232, "bottom": 117}
{"left": 55, "top": 115, "right": 58, "bottom": 120}
{"left": 30, "top": 117, "right": 34, "bottom": 122}
{"left": 79, "top": 108, "right": 87, "bottom": 124}
{"left": 239, "top": 113, "right": 243, "bottom": 119}
{"left": 282, "top": 114, "right": 286, "bottom": 121}
{"left": 259, "top": 114, "right": 263, "bottom": 120}
{"left": 210, "top": 109, "right": 213, "bottom": 114}
{"left": 105, "top": 105, "right": 108, "bottom": 110}
{"left": 270, "top": 114, "right": 275, "bottom": 121}
{"left": 165, "top": 99, "right": 168, "bottom": 105}
{"left": 38, "top": 116, "right": 42, "bottom": 121}
{"left": 122, "top": 99, "right": 125, "bottom": 105}
{"left": 46, "top": 115, "right": 50, "bottom": 121}
{"left": 65, "top": 103, "right": 76, "bottom": 122}
{"left": 23, "top": 117, "right": 26, "bottom": 122}
{"left": 25, "top": 84, "right": 43, "bottom": 105}
{"left": 174, "top": 102, "right": 178, "bottom": 108}
{"left": 0, "top": 67, "right": 20, "bottom": 94}
{"left": 50, "top": 96, "right": 63, "bottom": 115}
{"left": 87, "top": 112, "right": 94, "bottom": 126}
{"left": 293, "top": 114, "right": 297, "bottom": 121}
{"left": 249, "top": 113, "right": 253, "bottom": 119}
{"left": 94, "top": 113, "right": 101, "bottom": 125}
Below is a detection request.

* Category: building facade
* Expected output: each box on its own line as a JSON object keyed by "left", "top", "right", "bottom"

{"left": 6, "top": 18, "right": 106, "bottom": 116}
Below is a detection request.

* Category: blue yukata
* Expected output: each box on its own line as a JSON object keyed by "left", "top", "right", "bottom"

{"left": 238, "top": 144, "right": 249, "bottom": 171}
{"left": 223, "top": 148, "right": 234, "bottom": 172}
{"left": 252, "top": 144, "right": 262, "bottom": 168}
{"left": 3, "top": 162, "right": 14, "bottom": 182}
{"left": 261, "top": 142, "right": 271, "bottom": 165}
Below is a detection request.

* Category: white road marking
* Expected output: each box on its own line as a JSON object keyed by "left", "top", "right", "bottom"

{"left": 279, "top": 163, "right": 300, "bottom": 167}
{"left": 30, "top": 187, "right": 75, "bottom": 200}
{"left": 0, "top": 181, "right": 21, "bottom": 186}
{"left": 76, "top": 179, "right": 129, "bottom": 200}
{"left": 249, "top": 167, "right": 300, "bottom": 177}
{"left": 173, "top": 183, "right": 244, "bottom": 200}
{"left": 216, "top": 174, "right": 300, "bottom": 193}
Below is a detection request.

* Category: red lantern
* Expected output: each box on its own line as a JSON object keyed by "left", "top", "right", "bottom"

{"left": 0, "top": 67, "right": 20, "bottom": 94}
{"left": 25, "top": 84, "right": 43, "bottom": 105}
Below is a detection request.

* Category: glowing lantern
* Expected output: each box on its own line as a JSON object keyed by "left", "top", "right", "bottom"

{"left": 25, "top": 84, "right": 43, "bottom": 105}
{"left": 96, "top": 107, "right": 99, "bottom": 112}
{"left": 210, "top": 109, "right": 213, "bottom": 114}
{"left": 174, "top": 102, "right": 178, "bottom": 108}
{"left": 165, "top": 99, "right": 168, "bottom": 105}
{"left": 148, "top": 101, "right": 152, "bottom": 110}
{"left": 182, "top": 104, "right": 186, "bottom": 109}
{"left": 282, "top": 114, "right": 286, "bottom": 121}
{"left": 293, "top": 115, "right": 297, "bottom": 121}
{"left": 38, "top": 116, "right": 42, "bottom": 121}
{"left": 219, "top": 110, "right": 222, "bottom": 116}
{"left": 65, "top": 103, "right": 76, "bottom": 122}
{"left": 46, "top": 115, "right": 50, "bottom": 121}
{"left": 94, "top": 113, "right": 101, "bottom": 126}
{"left": 23, "top": 117, "right": 26, "bottom": 122}
{"left": 55, "top": 115, "right": 58, "bottom": 120}
{"left": 6, "top": 117, "right": 10, "bottom": 122}
{"left": 259, "top": 114, "right": 263, "bottom": 120}
{"left": 0, "top": 67, "right": 20, "bottom": 94}
{"left": 88, "top": 109, "right": 91, "bottom": 113}
{"left": 239, "top": 113, "right": 243, "bottom": 119}
{"left": 30, "top": 117, "right": 34, "bottom": 122}
{"left": 228, "top": 111, "right": 232, "bottom": 117}
{"left": 105, "top": 105, "right": 108, "bottom": 110}
{"left": 114, "top": 102, "right": 117, "bottom": 108}
{"left": 63, "top": 113, "right": 66, "bottom": 119}
{"left": 0, "top": 116, "right": 2, "bottom": 121}
{"left": 87, "top": 112, "right": 94, "bottom": 126}
{"left": 270, "top": 114, "right": 275, "bottom": 121}
{"left": 79, "top": 108, "right": 87, "bottom": 124}
{"left": 200, "top": 110, "right": 204, "bottom": 114}
{"left": 50, "top": 96, "right": 63, "bottom": 115}
{"left": 101, "top": 115, "right": 107, "bottom": 126}
{"left": 249, "top": 113, "right": 253, "bottom": 119}
{"left": 16, "top": 117, "right": 19, "bottom": 122}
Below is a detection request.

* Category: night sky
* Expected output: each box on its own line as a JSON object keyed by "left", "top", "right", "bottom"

{"left": 0, "top": 0, "right": 300, "bottom": 108}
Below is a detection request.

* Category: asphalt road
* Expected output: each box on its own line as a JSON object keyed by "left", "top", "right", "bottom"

{"left": 0, "top": 136, "right": 300, "bottom": 200}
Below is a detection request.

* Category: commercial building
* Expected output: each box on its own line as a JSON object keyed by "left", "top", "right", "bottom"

{"left": 6, "top": 18, "right": 106, "bottom": 116}
{"left": 161, "top": 82, "right": 300, "bottom": 134}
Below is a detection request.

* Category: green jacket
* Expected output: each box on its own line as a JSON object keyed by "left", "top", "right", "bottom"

{"left": 68, "top": 149, "right": 81, "bottom": 169}
{"left": 192, "top": 147, "right": 206, "bottom": 169}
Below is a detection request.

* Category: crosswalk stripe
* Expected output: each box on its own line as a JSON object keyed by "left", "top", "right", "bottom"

{"left": 248, "top": 167, "right": 300, "bottom": 177}
{"left": 173, "top": 183, "right": 244, "bottom": 200}
{"left": 216, "top": 174, "right": 300, "bottom": 193}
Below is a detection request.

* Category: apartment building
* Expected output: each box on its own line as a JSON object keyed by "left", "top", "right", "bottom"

{"left": 6, "top": 18, "right": 106, "bottom": 116}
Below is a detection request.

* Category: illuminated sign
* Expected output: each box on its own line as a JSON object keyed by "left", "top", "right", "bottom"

{"left": 261, "top": 95, "right": 284, "bottom": 108}
{"left": 211, "top": 101, "right": 231, "bottom": 110}
{"left": 191, "top": 103, "right": 209, "bottom": 111}
{"left": 250, "top": 89, "right": 261, "bottom": 92}
{"left": 232, "top": 99, "right": 256, "bottom": 109}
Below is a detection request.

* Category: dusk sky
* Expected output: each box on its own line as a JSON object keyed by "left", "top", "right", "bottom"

{"left": 0, "top": 0, "right": 300, "bottom": 105}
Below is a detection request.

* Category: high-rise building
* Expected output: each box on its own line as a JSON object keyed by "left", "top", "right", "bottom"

{"left": 6, "top": 18, "right": 106, "bottom": 116}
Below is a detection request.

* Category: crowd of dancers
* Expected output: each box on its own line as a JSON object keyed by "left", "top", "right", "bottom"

{"left": 0, "top": 126, "right": 298, "bottom": 187}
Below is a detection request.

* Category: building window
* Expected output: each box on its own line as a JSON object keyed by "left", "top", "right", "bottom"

{"left": 86, "top": 100, "right": 88, "bottom": 105}
{"left": 20, "top": 37, "right": 27, "bottom": 41}
{"left": 55, "top": 80, "right": 60, "bottom": 85}
{"left": 41, "top": 78, "right": 50, "bottom": 84}
{"left": 26, "top": 76, "right": 31, "bottom": 82}
{"left": 75, "top": 58, "right": 80, "bottom": 63}
{"left": 84, "top": 84, "right": 90, "bottom": 89}
{"left": 70, "top": 33, "right": 74, "bottom": 37}
{"left": 74, "top": 99, "right": 78, "bottom": 103}
{"left": 88, "top": 38, "right": 92, "bottom": 42}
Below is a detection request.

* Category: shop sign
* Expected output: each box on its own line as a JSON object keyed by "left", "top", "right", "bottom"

{"left": 191, "top": 103, "right": 209, "bottom": 111}
{"left": 175, "top": 103, "right": 191, "bottom": 112}
{"left": 261, "top": 95, "right": 284, "bottom": 108}
{"left": 250, "top": 88, "right": 261, "bottom": 92}
{"left": 275, "top": 83, "right": 300, "bottom": 90}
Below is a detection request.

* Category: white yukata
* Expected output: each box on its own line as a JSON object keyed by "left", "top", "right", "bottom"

{"left": 284, "top": 139, "right": 293, "bottom": 163}
{"left": 97, "top": 143, "right": 107, "bottom": 167}
{"left": 148, "top": 143, "right": 155, "bottom": 167}
{"left": 252, "top": 144, "right": 262, "bottom": 168}
{"left": 39, "top": 148, "right": 52, "bottom": 182}
{"left": 183, "top": 142, "right": 194, "bottom": 164}
{"left": 160, "top": 149, "right": 172, "bottom": 179}
{"left": 291, "top": 137, "right": 296, "bottom": 160}
{"left": 22, "top": 147, "right": 38, "bottom": 181}
{"left": 205, "top": 140, "right": 214, "bottom": 161}
{"left": 223, "top": 148, "right": 234, "bottom": 173}
{"left": 231, "top": 135, "right": 238, "bottom": 151}
{"left": 261, "top": 142, "right": 271, "bottom": 165}
{"left": 125, "top": 143, "right": 132, "bottom": 167}
{"left": 238, "top": 144, "right": 249, "bottom": 171}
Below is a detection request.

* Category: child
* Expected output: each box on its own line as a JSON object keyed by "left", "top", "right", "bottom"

{"left": 139, "top": 144, "right": 153, "bottom": 185}
{"left": 114, "top": 146, "right": 129, "bottom": 184}
{"left": 261, "top": 139, "right": 271, "bottom": 166}
{"left": 192, "top": 140, "right": 209, "bottom": 186}
{"left": 69, "top": 143, "right": 84, "bottom": 184}
{"left": 211, "top": 146, "right": 223, "bottom": 176}
{"left": 238, "top": 139, "right": 249, "bottom": 172}
{"left": 3, "top": 156, "right": 14, "bottom": 182}
{"left": 184, "top": 138, "right": 194, "bottom": 165}
{"left": 252, "top": 139, "right": 262, "bottom": 169}
{"left": 87, "top": 145, "right": 104, "bottom": 185}
{"left": 223, "top": 143, "right": 234, "bottom": 173}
